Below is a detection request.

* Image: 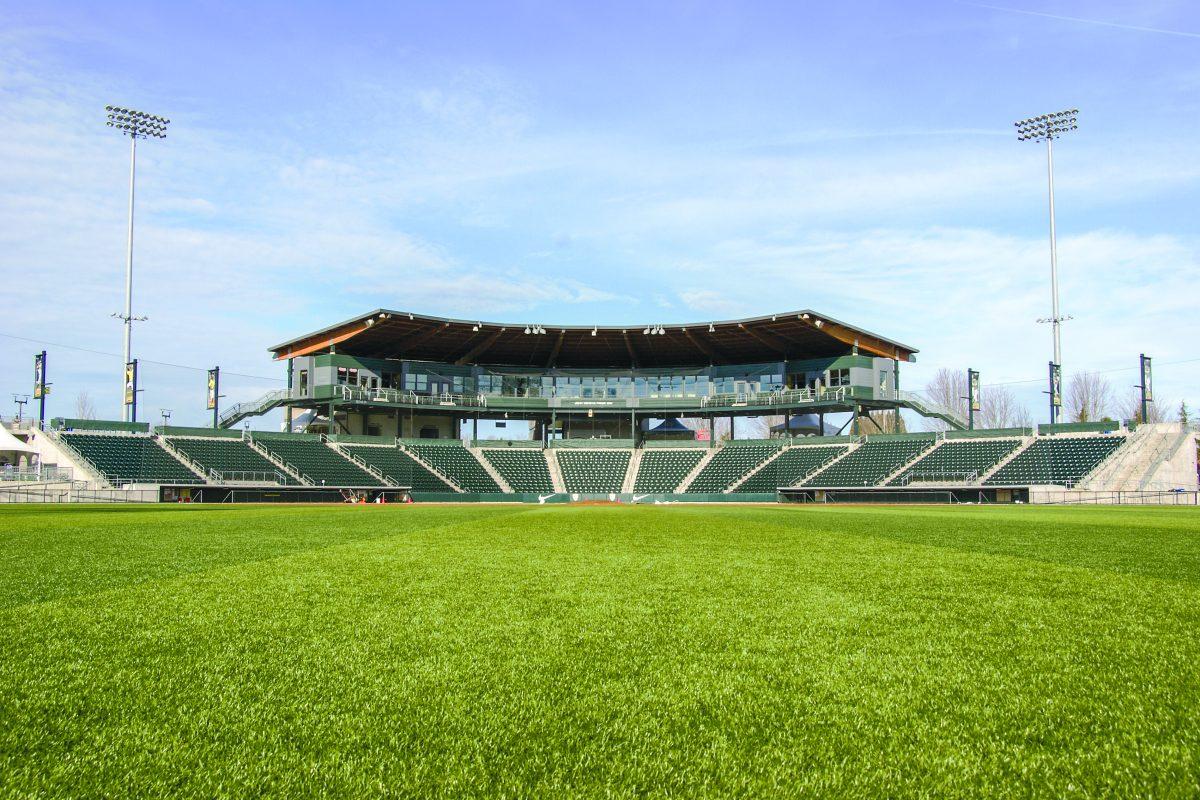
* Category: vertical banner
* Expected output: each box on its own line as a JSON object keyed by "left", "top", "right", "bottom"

{"left": 1140, "top": 355, "right": 1153, "bottom": 403}
{"left": 207, "top": 367, "right": 220, "bottom": 429}
{"left": 33, "top": 353, "right": 45, "bottom": 399}
{"left": 206, "top": 369, "right": 218, "bottom": 410}
{"left": 1048, "top": 362, "right": 1062, "bottom": 423}
{"left": 124, "top": 360, "right": 138, "bottom": 408}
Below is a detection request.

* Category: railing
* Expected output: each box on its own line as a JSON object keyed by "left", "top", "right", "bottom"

{"left": 702, "top": 387, "right": 847, "bottom": 408}
{"left": 208, "top": 469, "right": 288, "bottom": 484}
{"left": 895, "top": 469, "right": 979, "bottom": 486}
{"left": 0, "top": 465, "right": 73, "bottom": 483}
{"left": 218, "top": 389, "right": 289, "bottom": 427}
{"left": 337, "top": 385, "right": 488, "bottom": 408}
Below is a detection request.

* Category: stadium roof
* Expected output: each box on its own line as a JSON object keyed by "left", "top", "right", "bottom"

{"left": 270, "top": 309, "right": 918, "bottom": 369}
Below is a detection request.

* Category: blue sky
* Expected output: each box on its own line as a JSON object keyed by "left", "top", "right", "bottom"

{"left": 1, "top": 0, "right": 1197, "bottom": 428}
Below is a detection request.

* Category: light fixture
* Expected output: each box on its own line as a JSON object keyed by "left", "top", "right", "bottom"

{"left": 643, "top": 326, "right": 651, "bottom": 335}
{"left": 587, "top": 408, "right": 594, "bottom": 418}
{"left": 708, "top": 323, "right": 715, "bottom": 333}
{"left": 471, "top": 324, "right": 480, "bottom": 332}
{"left": 800, "top": 313, "right": 810, "bottom": 320}
{"left": 814, "top": 320, "right": 824, "bottom": 329}
{"left": 524, "top": 327, "right": 531, "bottom": 334}
{"left": 591, "top": 327, "right": 597, "bottom": 337}
{"left": 105, "top": 103, "right": 170, "bottom": 421}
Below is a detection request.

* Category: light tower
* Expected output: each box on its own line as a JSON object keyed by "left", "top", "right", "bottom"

{"left": 105, "top": 106, "right": 170, "bottom": 420}
{"left": 1016, "top": 108, "right": 1077, "bottom": 423}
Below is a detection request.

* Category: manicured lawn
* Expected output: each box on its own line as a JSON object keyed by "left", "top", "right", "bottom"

{"left": 1, "top": 503, "right": 1198, "bottom": 797}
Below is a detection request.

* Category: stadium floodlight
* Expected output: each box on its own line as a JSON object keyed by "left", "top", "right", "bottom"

{"left": 105, "top": 105, "right": 170, "bottom": 421}
{"left": 1015, "top": 108, "right": 1078, "bottom": 388}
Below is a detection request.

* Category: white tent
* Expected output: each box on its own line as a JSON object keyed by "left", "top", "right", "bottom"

{"left": 0, "top": 426, "right": 37, "bottom": 457}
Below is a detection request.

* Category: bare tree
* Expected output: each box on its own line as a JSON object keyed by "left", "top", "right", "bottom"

{"left": 683, "top": 416, "right": 732, "bottom": 441}
{"left": 1064, "top": 372, "right": 1113, "bottom": 423}
{"left": 1117, "top": 389, "right": 1168, "bottom": 424}
{"left": 921, "top": 368, "right": 968, "bottom": 431}
{"left": 74, "top": 391, "right": 96, "bottom": 420}
{"left": 858, "top": 410, "right": 906, "bottom": 434}
{"left": 977, "top": 385, "right": 1032, "bottom": 430}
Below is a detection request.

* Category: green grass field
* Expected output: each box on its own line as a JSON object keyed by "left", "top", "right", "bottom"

{"left": 2, "top": 503, "right": 1198, "bottom": 798}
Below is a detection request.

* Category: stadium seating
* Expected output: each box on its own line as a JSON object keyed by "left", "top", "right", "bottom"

{"left": 60, "top": 432, "right": 201, "bottom": 486}
{"left": 254, "top": 437, "right": 381, "bottom": 486}
{"left": 634, "top": 449, "right": 705, "bottom": 493}
{"left": 803, "top": 439, "right": 932, "bottom": 487}
{"left": 984, "top": 435, "right": 1125, "bottom": 486}
{"left": 888, "top": 438, "right": 1023, "bottom": 485}
{"left": 482, "top": 449, "right": 554, "bottom": 492}
{"left": 558, "top": 450, "right": 631, "bottom": 493}
{"left": 342, "top": 445, "right": 455, "bottom": 491}
{"left": 735, "top": 445, "right": 848, "bottom": 492}
{"left": 686, "top": 446, "right": 776, "bottom": 493}
{"left": 167, "top": 436, "right": 296, "bottom": 483}
{"left": 407, "top": 444, "right": 501, "bottom": 492}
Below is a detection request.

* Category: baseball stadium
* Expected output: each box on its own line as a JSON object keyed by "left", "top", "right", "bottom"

{"left": 5, "top": 4, "right": 1200, "bottom": 796}
{"left": 5, "top": 307, "right": 1194, "bottom": 505}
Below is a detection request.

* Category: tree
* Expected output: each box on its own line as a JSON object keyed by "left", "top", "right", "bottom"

{"left": 1064, "top": 372, "right": 1113, "bottom": 423}
{"left": 977, "top": 385, "right": 1033, "bottom": 430}
{"left": 922, "top": 368, "right": 967, "bottom": 431}
{"left": 1179, "top": 401, "right": 1190, "bottom": 426}
{"left": 1117, "top": 389, "right": 1168, "bottom": 424}
{"left": 74, "top": 391, "right": 96, "bottom": 420}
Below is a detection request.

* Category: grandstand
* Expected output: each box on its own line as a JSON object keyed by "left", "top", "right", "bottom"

{"left": 342, "top": 444, "right": 455, "bottom": 492}
{"left": 6, "top": 308, "right": 1192, "bottom": 504}
{"left": 985, "top": 435, "right": 1125, "bottom": 487}
{"left": 634, "top": 449, "right": 705, "bottom": 493}
{"left": 482, "top": 448, "right": 554, "bottom": 493}
{"left": 251, "top": 435, "right": 382, "bottom": 486}
{"left": 166, "top": 435, "right": 297, "bottom": 484}
{"left": 58, "top": 431, "right": 201, "bottom": 486}
{"left": 558, "top": 450, "right": 631, "bottom": 494}
{"left": 804, "top": 438, "right": 934, "bottom": 488}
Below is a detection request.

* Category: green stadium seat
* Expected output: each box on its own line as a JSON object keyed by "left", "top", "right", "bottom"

{"left": 687, "top": 446, "right": 776, "bottom": 493}
{"left": 888, "top": 438, "right": 1022, "bottom": 485}
{"left": 60, "top": 432, "right": 201, "bottom": 486}
{"left": 482, "top": 449, "right": 553, "bottom": 493}
{"left": 558, "top": 450, "right": 630, "bottom": 493}
{"left": 634, "top": 450, "right": 705, "bottom": 493}
{"left": 735, "top": 445, "right": 848, "bottom": 492}
{"left": 802, "top": 439, "right": 932, "bottom": 487}
{"left": 342, "top": 445, "right": 455, "bottom": 491}
{"left": 167, "top": 436, "right": 297, "bottom": 484}
{"left": 984, "top": 435, "right": 1125, "bottom": 486}
{"left": 255, "top": 437, "right": 382, "bottom": 486}
{"left": 407, "top": 444, "right": 501, "bottom": 492}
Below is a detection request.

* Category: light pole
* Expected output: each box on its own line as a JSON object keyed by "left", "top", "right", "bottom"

{"left": 1015, "top": 109, "right": 1077, "bottom": 379}
{"left": 105, "top": 105, "right": 170, "bottom": 421}
{"left": 12, "top": 395, "right": 29, "bottom": 426}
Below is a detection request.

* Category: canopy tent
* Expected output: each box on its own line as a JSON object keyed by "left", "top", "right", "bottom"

{"left": 770, "top": 414, "right": 838, "bottom": 437}
{"left": 0, "top": 426, "right": 36, "bottom": 455}
{"left": 640, "top": 417, "right": 692, "bottom": 434}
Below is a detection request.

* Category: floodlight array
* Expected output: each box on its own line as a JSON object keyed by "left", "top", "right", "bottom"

{"left": 1015, "top": 109, "right": 1078, "bottom": 142}
{"left": 105, "top": 106, "right": 171, "bottom": 139}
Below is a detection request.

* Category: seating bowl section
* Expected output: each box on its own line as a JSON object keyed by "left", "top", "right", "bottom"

{"left": 687, "top": 446, "right": 776, "bottom": 493}
{"left": 342, "top": 446, "right": 455, "bottom": 492}
{"left": 736, "top": 445, "right": 848, "bottom": 492}
{"left": 255, "top": 438, "right": 382, "bottom": 486}
{"left": 408, "top": 444, "right": 501, "bottom": 492}
{"left": 558, "top": 450, "right": 631, "bottom": 494}
{"left": 803, "top": 439, "right": 933, "bottom": 487}
{"left": 984, "top": 435, "right": 1125, "bottom": 487}
{"left": 60, "top": 433, "right": 201, "bottom": 486}
{"left": 167, "top": 437, "right": 295, "bottom": 483}
{"left": 482, "top": 449, "right": 554, "bottom": 493}
{"left": 889, "top": 438, "right": 1023, "bottom": 485}
{"left": 634, "top": 450, "right": 705, "bottom": 493}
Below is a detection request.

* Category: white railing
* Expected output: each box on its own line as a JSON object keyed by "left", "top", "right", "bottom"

{"left": 701, "top": 387, "right": 846, "bottom": 408}
{"left": 337, "top": 385, "right": 489, "bottom": 408}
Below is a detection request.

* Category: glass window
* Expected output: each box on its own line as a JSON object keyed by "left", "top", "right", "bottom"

{"left": 298, "top": 370, "right": 308, "bottom": 394}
